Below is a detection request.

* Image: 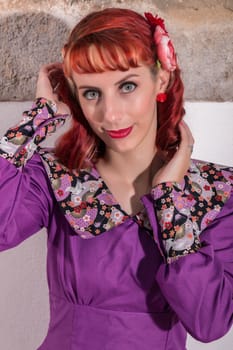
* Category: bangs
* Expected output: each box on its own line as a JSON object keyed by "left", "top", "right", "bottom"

{"left": 67, "top": 32, "right": 154, "bottom": 74}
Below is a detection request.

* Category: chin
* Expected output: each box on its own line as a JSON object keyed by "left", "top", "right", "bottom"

{"left": 107, "top": 142, "right": 138, "bottom": 154}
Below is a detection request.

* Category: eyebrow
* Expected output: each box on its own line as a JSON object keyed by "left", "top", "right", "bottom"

{"left": 77, "top": 74, "right": 140, "bottom": 90}
{"left": 115, "top": 74, "right": 140, "bottom": 86}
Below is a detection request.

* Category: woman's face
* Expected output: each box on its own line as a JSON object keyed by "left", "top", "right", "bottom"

{"left": 72, "top": 64, "right": 162, "bottom": 155}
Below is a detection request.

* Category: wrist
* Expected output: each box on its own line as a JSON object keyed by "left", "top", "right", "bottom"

{"left": 33, "top": 97, "right": 57, "bottom": 115}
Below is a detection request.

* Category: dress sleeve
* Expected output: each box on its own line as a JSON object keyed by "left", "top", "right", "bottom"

{"left": 141, "top": 162, "right": 233, "bottom": 342}
{"left": 0, "top": 98, "right": 69, "bottom": 251}
{"left": 0, "top": 97, "right": 69, "bottom": 168}
{"left": 0, "top": 154, "right": 54, "bottom": 251}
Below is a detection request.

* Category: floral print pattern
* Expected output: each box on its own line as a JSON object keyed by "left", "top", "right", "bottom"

{"left": 39, "top": 149, "right": 153, "bottom": 238}
{"left": 144, "top": 12, "right": 177, "bottom": 72}
{"left": 0, "top": 98, "right": 69, "bottom": 168}
{"left": 152, "top": 161, "right": 233, "bottom": 263}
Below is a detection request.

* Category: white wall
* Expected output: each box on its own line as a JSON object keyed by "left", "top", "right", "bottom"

{"left": 0, "top": 101, "right": 232, "bottom": 350}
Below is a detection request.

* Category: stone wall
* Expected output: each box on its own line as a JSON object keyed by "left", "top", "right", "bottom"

{"left": 0, "top": 0, "right": 232, "bottom": 101}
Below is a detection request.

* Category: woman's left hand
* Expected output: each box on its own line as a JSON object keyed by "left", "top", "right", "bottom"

{"left": 36, "top": 63, "right": 71, "bottom": 115}
{"left": 152, "top": 121, "right": 194, "bottom": 186}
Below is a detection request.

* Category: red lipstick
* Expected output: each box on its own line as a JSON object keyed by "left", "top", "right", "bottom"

{"left": 106, "top": 126, "right": 133, "bottom": 139}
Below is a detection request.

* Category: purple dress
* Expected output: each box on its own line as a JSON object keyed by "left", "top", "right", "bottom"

{"left": 0, "top": 99, "right": 233, "bottom": 350}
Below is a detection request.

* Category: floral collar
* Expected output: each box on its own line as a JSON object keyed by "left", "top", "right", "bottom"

{"left": 39, "top": 148, "right": 233, "bottom": 240}
{"left": 39, "top": 148, "right": 152, "bottom": 238}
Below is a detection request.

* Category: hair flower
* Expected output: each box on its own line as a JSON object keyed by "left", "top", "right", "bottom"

{"left": 144, "top": 12, "right": 177, "bottom": 72}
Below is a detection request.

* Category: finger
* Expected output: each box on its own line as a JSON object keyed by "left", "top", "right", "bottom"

{"left": 38, "top": 64, "right": 64, "bottom": 84}
{"left": 40, "top": 62, "right": 63, "bottom": 73}
{"left": 179, "top": 121, "right": 191, "bottom": 141}
{"left": 37, "top": 63, "right": 64, "bottom": 94}
{"left": 180, "top": 120, "right": 194, "bottom": 143}
{"left": 179, "top": 121, "right": 194, "bottom": 154}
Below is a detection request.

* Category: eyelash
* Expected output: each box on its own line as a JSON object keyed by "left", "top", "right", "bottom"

{"left": 82, "top": 81, "right": 137, "bottom": 100}
{"left": 119, "top": 81, "right": 137, "bottom": 93}
{"left": 83, "top": 90, "right": 100, "bottom": 100}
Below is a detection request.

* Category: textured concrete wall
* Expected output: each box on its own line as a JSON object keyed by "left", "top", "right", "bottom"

{"left": 0, "top": 0, "right": 232, "bottom": 101}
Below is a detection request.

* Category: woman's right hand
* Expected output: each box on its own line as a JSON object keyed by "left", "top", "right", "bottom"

{"left": 152, "top": 121, "right": 194, "bottom": 186}
{"left": 36, "top": 63, "right": 71, "bottom": 115}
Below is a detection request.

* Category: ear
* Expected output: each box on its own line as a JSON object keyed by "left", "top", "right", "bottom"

{"left": 157, "top": 68, "right": 171, "bottom": 93}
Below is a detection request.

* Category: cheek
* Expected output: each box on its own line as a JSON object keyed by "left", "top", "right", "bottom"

{"left": 134, "top": 94, "right": 156, "bottom": 116}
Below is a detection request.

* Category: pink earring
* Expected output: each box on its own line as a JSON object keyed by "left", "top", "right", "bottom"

{"left": 156, "top": 92, "right": 167, "bottom": 103}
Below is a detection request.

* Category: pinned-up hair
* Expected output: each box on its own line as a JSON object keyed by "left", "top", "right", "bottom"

{"left": 55, "top": 8, "right": 185, "bottom": 170}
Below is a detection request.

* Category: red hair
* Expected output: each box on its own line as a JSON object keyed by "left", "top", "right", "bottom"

{"left": 55, "top": 8, "right": 185, "bottom": 170}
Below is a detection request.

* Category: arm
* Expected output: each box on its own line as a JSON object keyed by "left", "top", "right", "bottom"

{"left": 143, "top": 173, "right": 233, "bottom": 342}
{"left": 0, "top": 98, "right": 68, "bottom": 168}
{"left": 142, "top": 122, "right": 233, "bottom": 341}
{"left": 0, "top": 154, "right": 54, "bottom": 251}
{"left": 0, "top": 64, "right": 70, "bottom": 250}
{"left": 0, "top": 62, "right": 71, "bottom": 168}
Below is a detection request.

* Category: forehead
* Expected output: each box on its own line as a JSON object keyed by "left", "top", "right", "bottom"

{"left": 72, "top": 65, "right": 153, "bottom": 87}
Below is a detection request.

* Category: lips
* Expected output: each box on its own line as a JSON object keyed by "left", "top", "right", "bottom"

{"left": 106, "top": 126, "right": 133, "bottom": 139}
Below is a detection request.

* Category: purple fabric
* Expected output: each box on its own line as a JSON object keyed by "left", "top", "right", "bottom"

{"left": 0, "top": 154, "right": 233, "bottom": 349}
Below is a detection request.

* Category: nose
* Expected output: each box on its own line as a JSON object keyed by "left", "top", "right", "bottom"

{"left": 101, "top": 94, "right": 122, "bottom": 124}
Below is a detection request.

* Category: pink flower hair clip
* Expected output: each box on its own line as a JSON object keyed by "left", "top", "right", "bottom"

{"left": 144, "top": 12, "right": 177, "bottom": 72}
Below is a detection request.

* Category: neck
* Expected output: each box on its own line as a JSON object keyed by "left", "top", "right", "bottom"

{"left": 104, "top": 148, "right": 156, "bottom": 182}
{"left": 95, "top": 140, "right": 164, "bottom": 216}
{"left": 96, "top": 145, "right": 164, "bottom": 216}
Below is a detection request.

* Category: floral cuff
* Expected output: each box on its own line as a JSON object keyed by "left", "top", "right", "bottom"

{"left": 152, "top": 182, "right": 202, "bottom": 263}
{"left": 151, "top": 160, "right": 233, "bottom": 263}
{"left": 0, "top": 98, "right": 69, "bottom": 168}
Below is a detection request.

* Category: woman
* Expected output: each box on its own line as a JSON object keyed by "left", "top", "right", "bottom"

{"left": 0, "top": 8, "right": 232, "bottom": 350}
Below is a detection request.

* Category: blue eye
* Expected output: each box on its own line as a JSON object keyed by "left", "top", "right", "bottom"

{"left": 120, "top": 82, "right": 137, "bottom": 93}
{"left": 83, "top": 90, "right": 100, "bottom": 100}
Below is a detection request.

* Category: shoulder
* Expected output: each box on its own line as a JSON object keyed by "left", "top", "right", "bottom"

{"left": 165, "top": 158, "right": 233, "bottom": 237}
{"left": 188, "top": 158, "right": 233, "bottom": 195}
{"left": 190, "top": 159, "right": 233, "bottom": 179}
{"left": 186, "top": 158, "right": 233, "bottom": 228}
{"left": 188, "top": 160, "right": 233, "bottom": 255}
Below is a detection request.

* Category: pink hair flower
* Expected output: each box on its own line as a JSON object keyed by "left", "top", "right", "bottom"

{"left": 144, "top": 12, "right": 177, "bottom": 72}
{"left": 144, "top": 12, "right": 167, "bottom": 32}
